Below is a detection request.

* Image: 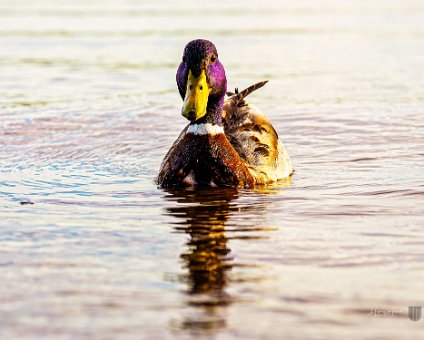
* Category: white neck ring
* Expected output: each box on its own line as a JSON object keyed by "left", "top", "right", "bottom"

{"left": 186, "top": 123, "right": 224, "bottom": 136}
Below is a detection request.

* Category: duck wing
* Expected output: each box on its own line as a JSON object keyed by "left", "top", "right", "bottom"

{"left": 223, "top": 81, "right": 293, "bottom": 184}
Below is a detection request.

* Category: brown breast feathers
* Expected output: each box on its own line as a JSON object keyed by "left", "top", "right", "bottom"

{"left": 157, "top": 132, "right": 255, "bottom": 188}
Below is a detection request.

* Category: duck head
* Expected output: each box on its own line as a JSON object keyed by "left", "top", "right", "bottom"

{"left": 176, "top": 39, "right": 227, "bottom": 124}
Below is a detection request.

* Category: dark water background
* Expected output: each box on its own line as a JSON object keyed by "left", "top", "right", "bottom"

{"left": 1, "top": 0, "right": 423, "bottom": 338}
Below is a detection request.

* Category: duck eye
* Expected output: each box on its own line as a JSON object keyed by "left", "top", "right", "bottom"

{"left": 210, "top": 55, "right": 216, "bottom": 63}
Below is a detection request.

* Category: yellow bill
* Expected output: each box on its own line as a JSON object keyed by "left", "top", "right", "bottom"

{"left": 182, "top": 70, "right": 210, "bottom": 121}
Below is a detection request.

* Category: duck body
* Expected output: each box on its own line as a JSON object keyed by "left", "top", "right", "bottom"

{"left": 157, "top": 39, "right": 293, "bottom": 188}
{"left": 158, "top": 123, "right": 254, "bottom": 187}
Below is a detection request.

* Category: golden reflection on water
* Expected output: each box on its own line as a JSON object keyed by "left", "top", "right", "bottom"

{"left": 164, "top": 182, "right": 292, "bottom": 332}
{"left": 165, "top": 187, "right": 238, "bottom": 331}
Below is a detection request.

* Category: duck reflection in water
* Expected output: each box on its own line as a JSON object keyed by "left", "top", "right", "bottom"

{"left": 165, "top": 187, "right": 239, "bottom": 332}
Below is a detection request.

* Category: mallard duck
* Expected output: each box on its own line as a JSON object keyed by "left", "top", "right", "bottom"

{"left": 158, "top": 39, "right": 293, "bottom": 188}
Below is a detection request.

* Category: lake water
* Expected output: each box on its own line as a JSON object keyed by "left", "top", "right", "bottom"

{"left": 1, "top": 0, "right": 423, "bottom": 338}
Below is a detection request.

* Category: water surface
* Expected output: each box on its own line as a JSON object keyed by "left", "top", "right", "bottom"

{"left": 1, "top": 0, "right": 424, "bottom": 338}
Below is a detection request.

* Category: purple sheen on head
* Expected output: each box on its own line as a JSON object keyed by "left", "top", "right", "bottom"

{"left": 176, "top": 39, "right": 227, "bottom": 100}
{"left": 176, "top": 61, "right": 187, "bottom": 100}
{"left": 207, "top": 60, "right": 227, "bottom": 98}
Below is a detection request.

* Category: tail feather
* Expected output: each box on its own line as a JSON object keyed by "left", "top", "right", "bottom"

{"left": 226, "top": 80, "right": 268, "bottom": 106}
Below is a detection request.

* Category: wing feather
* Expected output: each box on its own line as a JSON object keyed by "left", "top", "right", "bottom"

{"left": 223, "top": 82, "right": 293, "bottom": 184}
